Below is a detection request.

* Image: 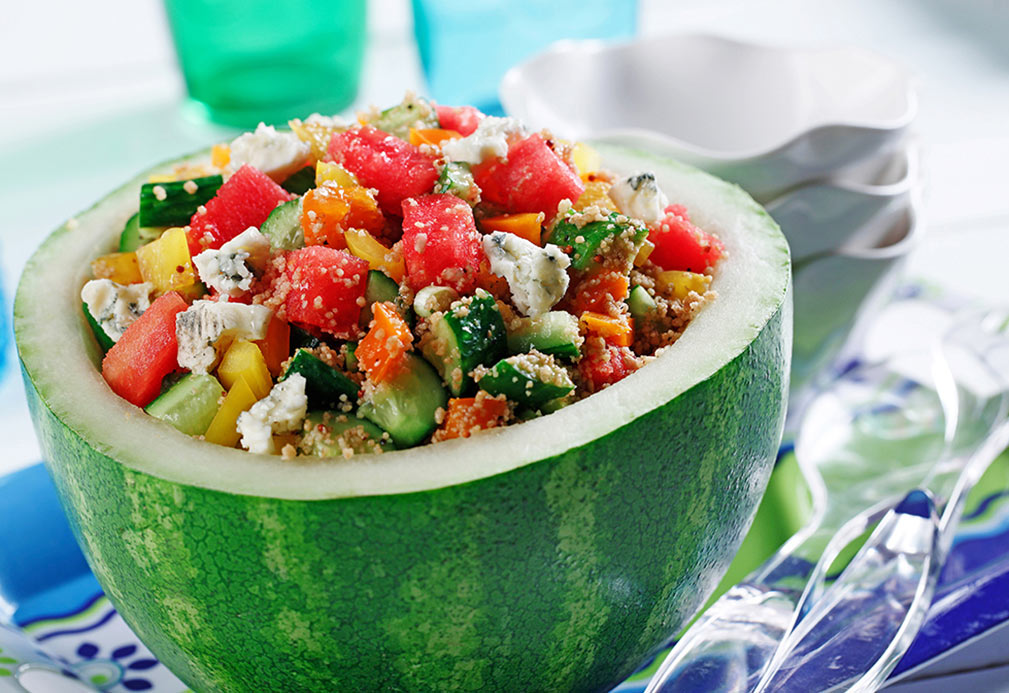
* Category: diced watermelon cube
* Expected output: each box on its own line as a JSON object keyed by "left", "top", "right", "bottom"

{"left": 101, "top": 291, "right": 188, "bottom": 408}
{"left": 327, "top": 126, "right": 439, "bottom": 217}
{"left": 435, "top": 105, "right": 483, "bottom": 136}
{"left": 648, "top": 204, "right": 725, "bottom": 273}
{"left": 278, "top": 246, "right": 369, "bottom": 339}
{"left": 472, "top": 134, "right": 584, "bottom": 218}
{"left": 187, "top": 165, "right": 293, "bottom": 255}
{"left": 401, "top": 194, "right": 483, "bottom": 293}
{"left": 579, "top": 343, "right": 638, "bottom": 392}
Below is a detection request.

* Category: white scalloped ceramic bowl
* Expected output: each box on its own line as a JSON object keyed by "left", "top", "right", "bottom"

{"left": 501, "top": 34, "right": 916, "bottom": 201}
{"left": 766, "top": 142, "right": 919, "bottom": 262}
{"left": 784, "top": 146, "right": 923, "bottom": 399}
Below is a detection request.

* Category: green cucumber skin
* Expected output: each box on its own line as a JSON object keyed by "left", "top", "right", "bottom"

{"left": 548, "top": 213, "right": 645, "bottom": 271}
{"left": 139, "top": 176, "right": 222, "bottom": 227}
{"left": 479, "top": 359, "right": 574, "bottom": 409}
{"left": 281, "top": 349, "right": 360, "bottom": 410}
{"left": 281, "top": 166, "right": 316, "bottom": 195}
{"left": 22, "top": 303, "right": 787, "bottom": 693}
{"left": 361, "top": 270, "right": 412, "bottom": 328}
{"left": 81, "top": 302, "right": 114, "bottom": 352}
{"left": 118, "top": 213, "right": 162, "bottom": 253}
{"left": 423, "top": 294, "right": 507, "bottom": 396}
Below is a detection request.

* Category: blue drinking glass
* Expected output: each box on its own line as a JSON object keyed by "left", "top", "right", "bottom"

{"left": 412, "top": 0, "right": 637, "bottom": 114}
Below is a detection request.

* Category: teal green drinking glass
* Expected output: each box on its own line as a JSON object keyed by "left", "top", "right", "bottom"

{"left": 164, "top": 0, "right": 367, "bottom": 128}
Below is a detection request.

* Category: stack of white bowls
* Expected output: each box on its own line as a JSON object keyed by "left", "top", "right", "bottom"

{"left": 500, "top": 34, "right": 920, "bottom": 408}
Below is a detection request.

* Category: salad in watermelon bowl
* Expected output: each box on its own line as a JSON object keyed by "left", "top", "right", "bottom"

{"left": 14, "top": 94, "right": 790, "bottom": 691}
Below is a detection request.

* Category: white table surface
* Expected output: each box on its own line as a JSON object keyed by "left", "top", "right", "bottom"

{"left": 1, "top": 0, "right": 1008, "bottom": 477}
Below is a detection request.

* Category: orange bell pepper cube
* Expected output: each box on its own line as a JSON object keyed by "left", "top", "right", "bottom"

{"left": 580, "top": 311, "right": 634, "bottom": 347}
{"left": 356, "top": 302, "right": 414, "bottom": 384}
{"left": 436, "top": 395, "right": 509, "bottom": 441}
{"left": 255, "top": 313, "right": 292, "bottom": 377}
{"left": 571, "top": 271, "right": 630, "bottom": 314}
{"left": 409, "top": 128, "right": 463, "bottom": 148}
{"left": 301, "top": 183, "right": 385, "bottom": 249}
{"left": 480, "top": 212, "right": 544, "bottom": 246}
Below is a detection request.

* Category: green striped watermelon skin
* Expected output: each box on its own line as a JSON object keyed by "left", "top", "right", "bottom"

{"left": 24, "top": 299, "right": 785, "bottom": 692}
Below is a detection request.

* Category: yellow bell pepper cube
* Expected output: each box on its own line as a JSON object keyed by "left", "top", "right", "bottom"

{"left": 572, "top": 142, "right": 602, "bottom": 180}
{"left": 291, "top": 118, "right": 347, "bottom": 163}
{"left": 656, "top": 270, "right": 712, "bottom": 301}
{"left": 91, "top": 252, "right": 143, "bottom": 284}
{"left": 345, "top": 228, "right": 405, "bottom": 283}
{"left": 634, "top": 238, "right": 656, "bottom": 267}
{"left": 135, "top": 227, "right": 197, "bottom": 295}
{"left": 574, "top": 180, "right": 618, "bottom": 212}
{"left": 203, "top": 376, "right": 258, "bottom": 448}
{"left": 211, "top": 143, "right": 231, "bottom": 169}
{"left": 217, "top": 340, "right": 272, "bottom": 399}
{"left": 315, "top": 161, "right": 358, "bottom": 188}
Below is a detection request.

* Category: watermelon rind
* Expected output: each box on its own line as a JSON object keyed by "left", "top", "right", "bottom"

{"left": 15, "top": 143, "right": 791, "bottom": 693}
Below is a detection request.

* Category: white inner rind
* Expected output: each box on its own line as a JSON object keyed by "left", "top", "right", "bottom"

{"left": 15, "top": 144, "right": 790, "bottom": 500}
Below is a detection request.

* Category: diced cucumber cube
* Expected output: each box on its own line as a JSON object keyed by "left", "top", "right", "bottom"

{"left": 299, "top": 412, "right": 394, "bottom": 457}
{"left": 260, "top": 198, "right": 304, "bottom": 251}
{"left": 627, "top": 285, "right": 657, "bottom": 321}
{"left": 478, "top": 353, "right": 575, "bottom": 410}
{"left": 280, "top": 348, "right": 359, "bottom": 411}
{"left": 413, "top": 285, "right": 459, "bottom": 319}
{"left": 359, "top": 354, "right": 447, "bottom": 447}
{"left": 146, "top": 374, "right": 225, "bottom": 436}
{"left": 506, "top": 311, "right": 581, "bottom": 359}
{"left": 420, "top": 291, "right": 507, "bottom": 396}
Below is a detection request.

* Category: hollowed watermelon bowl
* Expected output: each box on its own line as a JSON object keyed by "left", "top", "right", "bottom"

{"left": 14, "top": 142, "right": 791, "bottom": 692}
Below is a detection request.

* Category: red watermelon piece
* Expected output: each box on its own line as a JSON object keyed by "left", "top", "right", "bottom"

{"left": 327, "top": 126, "right": 439, "bottom": 217}
{"left": 649, "top": 204, "right": 725, "bottom": 273}
{"left": 186, "top": 165, "right": 293, "bottom": 255}
{"left": 579, "top": 343, "right": 638, "bottom": 393}
{"left": 435, "top": 105, "right": 483, "bottom": 136}
{"left": 401, "top": 194, "right": 483, "bottom": 294}
{"left": 277, "top": 246, "right": 369, "bottom": 339}
{"left": 101, "top": 291, "right": 188, "bottom": 408}
{"left": 472, "top": 134, "right": 584, "bottom": 217}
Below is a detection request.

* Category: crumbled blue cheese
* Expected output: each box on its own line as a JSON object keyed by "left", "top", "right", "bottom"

{"left": 80, "top": 279, "right": 152, "bottom": 342}
{"left": 193, "top": 226, "right": 272, "bottom": 296}
{"left": 441, "top": 116, "right": 527, "bottom": 165}
{"left": 608, "top": 172, "right": 669, "bottom": 225}
{"left": 237, "top": 374, "right": 308, "bottom": 455}
{"left": 229, "top": 123, "right": 310, "bottom": 181}
{"left": 482, "top": 232, "right": 570, "bottom": 317}
{"left": 175, "top": 301, "right": 272, "bottom": 374}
